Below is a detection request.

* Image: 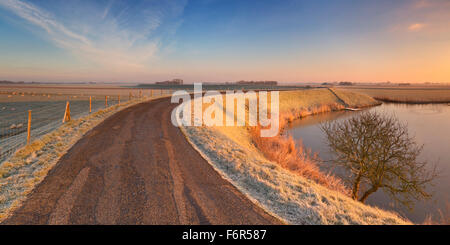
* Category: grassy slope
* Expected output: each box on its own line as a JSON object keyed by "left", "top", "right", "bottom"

{"left": 330, "top": 88, "right": 381, "bottom": 107}
{"left": 279, "top": 88, "right": 378, "bottom": 111}
{"left": 181, "top": 88, "right": 410, "bottom": 224}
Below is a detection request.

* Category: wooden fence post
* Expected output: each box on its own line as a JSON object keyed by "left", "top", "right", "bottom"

{"left": 89, "top": 96, "right": 92, "bottom": 113}
{"left": 139, "top": 90, "right": 142, "bottom": 98}
{"left": 27, "top": 110, "right": 31, "bottom": 144}
{"left": 63, "top": 101, "right": 71, "bottom": 123}
{"left": 105, "top": 96, "right": 108, "bottom": 108}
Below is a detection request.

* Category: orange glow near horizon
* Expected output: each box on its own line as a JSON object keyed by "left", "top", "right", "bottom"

{"left": 0, "top": 0, "right": 449, "bottom": 84}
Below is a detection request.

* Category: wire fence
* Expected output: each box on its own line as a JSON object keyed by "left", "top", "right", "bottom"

{"left": 0, "top": 89, "right": 172, "bottom": 164}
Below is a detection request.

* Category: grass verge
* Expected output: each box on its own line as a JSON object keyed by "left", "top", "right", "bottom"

{"left": 180, "top": 88, "right": 410, "bottom": 224}
{"left": 0, "top": 97, "right": 155, "bottom": 222}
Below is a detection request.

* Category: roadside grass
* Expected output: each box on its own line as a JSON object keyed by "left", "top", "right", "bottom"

{"left": 247, "top": 89, "right": 377, "bottom": 196}
{"left": 0, "top": 97, "right": 152, "bottom": 222}
{"left": 249, "top": 125, "right": 349, "bottom": 195}
{"left": 180, "top": 88, "right": 410, "bottom": 224}
{"left": 182, "top": 125, "right": 409, "bottom": 224}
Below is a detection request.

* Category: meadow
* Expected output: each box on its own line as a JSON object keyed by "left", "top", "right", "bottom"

{"left": 0, "top": 84, "right": 170, "bottom": 163}
{"left": 339, "top": 85, "right": 450, "bottom": 104}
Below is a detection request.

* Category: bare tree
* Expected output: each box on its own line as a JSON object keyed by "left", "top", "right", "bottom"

{"left": 321, "top": 111, "right": 436, "bottom": 208}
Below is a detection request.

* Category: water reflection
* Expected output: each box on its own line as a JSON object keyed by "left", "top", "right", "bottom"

{"left": 285, "top": 103, "right": 450, "bottom": 223}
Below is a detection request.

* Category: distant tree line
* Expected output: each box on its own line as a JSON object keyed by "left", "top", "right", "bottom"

{"left": 236, "top": 80, "right": 278, "bottom": 85}
{"left": 0, "top": 80, "right": 23, "bottom": 84}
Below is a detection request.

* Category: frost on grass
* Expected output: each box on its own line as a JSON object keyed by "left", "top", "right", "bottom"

{"left": 180, "top": 89, "right": 410, "bottom": 225}
{"left": 182, "top": 125, "right": 409, "bottom": 225}
{"left": 0, "top": 98, "right": 149, "bottom": 222}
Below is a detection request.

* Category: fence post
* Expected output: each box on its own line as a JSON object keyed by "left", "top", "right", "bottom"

{"left": 27, "top": 110, "right": 31, "bottom": 144}
{"left": 139, "top": 90, "right": 142, "bottom": 98}
{"left": 89, "top": 96, "right": 92, "bottom": 113}
{"left": 105, "top": 96, "right": 108, "bottom": 108}
{"left": 63, "top": 101, "right": 71, "bottom": 123}
{"left": 118, "top": 95, "right": 120, "bottom": 105}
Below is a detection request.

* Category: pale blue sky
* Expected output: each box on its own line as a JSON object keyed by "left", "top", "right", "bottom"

{"left": 0, "top": 0, "right": 449, "bottom": 83}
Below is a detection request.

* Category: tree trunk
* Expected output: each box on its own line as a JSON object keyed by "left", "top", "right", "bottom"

{"left": 359, "top": 186, "right": 378, "bottom": 203}
{"left": 352, "top": 173, "right": 362, "bottom": 200}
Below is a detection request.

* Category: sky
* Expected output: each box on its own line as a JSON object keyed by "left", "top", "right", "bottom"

{"left": 0, "top": 0, "right": 449, "bottom": 83}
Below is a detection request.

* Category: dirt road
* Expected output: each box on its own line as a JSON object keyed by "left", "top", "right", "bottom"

{"left": 3, "top": 98, "right": 281, "bottom": 225}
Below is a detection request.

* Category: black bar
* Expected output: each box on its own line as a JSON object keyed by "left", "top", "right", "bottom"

{"left": 0, "top": 225, "right": 448, "bottom": 244}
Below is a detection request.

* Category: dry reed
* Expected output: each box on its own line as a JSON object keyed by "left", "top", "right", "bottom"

{"left": 249, "top": 103, "right": 350, "bottom": 195}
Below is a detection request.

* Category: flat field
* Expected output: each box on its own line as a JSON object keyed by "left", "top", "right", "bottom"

{"left": 339, "top": 85, "right": 450, "bottom": 103}
{"left": 0, "top": 84, "right": 169, "bottom": 162}
{"left": 0, "top": 84, "right": 166, "bottom": 102}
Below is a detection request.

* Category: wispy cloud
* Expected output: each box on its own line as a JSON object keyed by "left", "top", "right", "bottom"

{"left": 413, "top": 0, "right": 450, "bottom": 9}
{"left": 0, "top": 0, "right": 185, "bottom": 71}
{"left": 408, "top": 23, "right": 425, "bottom": 31}
{"left": 102, "top": 0, "right": 114, "bottom": 20}
{"left": 389, "top": 0, "right": 450, "bottom": 34}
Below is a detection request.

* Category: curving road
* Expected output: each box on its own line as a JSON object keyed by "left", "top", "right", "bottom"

{"left": 3, "top": 97, "right": 282, "bottom": 225}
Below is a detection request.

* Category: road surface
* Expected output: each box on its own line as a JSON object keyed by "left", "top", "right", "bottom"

{"left": 3, "top": 98, "right": 282, "bottom": 225}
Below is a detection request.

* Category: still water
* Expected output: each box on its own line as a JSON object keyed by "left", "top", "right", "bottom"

{"left": 285, "top": 103, "right": 450, "bottom": 223}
